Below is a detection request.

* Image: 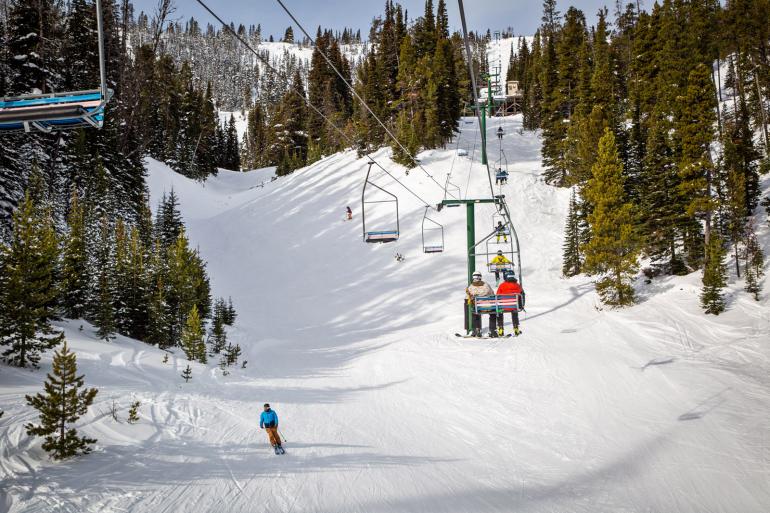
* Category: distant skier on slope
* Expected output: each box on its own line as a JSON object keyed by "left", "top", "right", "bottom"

{"left": 260, "top": 403, "right": 284, "bottom": 454}
{"left": 496, "top": 269, "right": 525, "bottom": 336}
{"left": 465, "top": 270, "right": 499, "bottom": 337}
{"left": 346, "top": 206, "right": 352, "bottom": 220}
{"left": 489, "top": 250, "right": 512, "bottom": 282}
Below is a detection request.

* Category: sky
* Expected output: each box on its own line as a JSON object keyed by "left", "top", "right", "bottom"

{"left": 131, "top": 0, "right": 616, "bottom": 40}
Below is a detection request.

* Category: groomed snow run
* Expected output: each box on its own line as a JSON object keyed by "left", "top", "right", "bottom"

{"left": 1, "top": 115, "right": 769, "bottom": 513}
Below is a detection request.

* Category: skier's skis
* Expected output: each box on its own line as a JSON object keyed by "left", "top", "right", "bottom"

{"left": 274, "top": 445, "right": 285, "bottom": 455}
{"left": 455, "top": 333, "right": 513, "bottom": 339}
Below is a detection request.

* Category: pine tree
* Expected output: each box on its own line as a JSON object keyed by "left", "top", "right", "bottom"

{"left": 273, "top": 69, "right": 308, "bottom": 176}
{"left": 93, "top": 216, "right": 116, "bottom": 341}
{"left": 700, "top": 233, "right": 727, "bottom": 315}
{"left": 181, "top": 364, "right": 192, "bottom": 382}
{"left": 223, "top": 342, "right": 242, "bottom": 366}
{"left": 225, "top": 297, "right": 237, "bottom": 325}
{"left": 146, "top": 275, "right": 169, "bottom": 348}
{"left": 0, "top": 193, "right": 63, "bottom": 368}
{"left": 180, "top": 304, "right": 205, "bottom": 363}
{"left": 639, "top": 107, "right": 686, "bottom": 274}
{"left": 283, "top": 26, "right": 294, "bottom": 43}
{"left": 224, "top": 114, "right": 241, "bottom": 170}
{"left": 209, "top": 311, "right": 227, "bottom": 355}
{"left": 582, "top": 129, "right": 639, "bottom": 306}
{"left": 127, "top": 401, "right": 141, "bottom": 424}
{"left": 743, "top": 220, "right": 764, "bottom": 301}
{"left": 165, "top": 230, "right": 211, "bottom": 346}
{"left": 209, "top": 297, "right": 230, "bottom": 354}
{"left": 123, "top": 228, "right": 150, "bottom": 340}
{"left": 25, "top": 342, "right": 98, "bottom": 460}
{"left": 562, "top": 188, "right": 582, "bottom": 277}
{"left": 60, "top": 191, "right": 89, "bottom": 319}
{"left": 155, "top": 190, "right": 184, "bottom": 249}
{"left": 677, "top": 63, "right": 717, "bottom": 265}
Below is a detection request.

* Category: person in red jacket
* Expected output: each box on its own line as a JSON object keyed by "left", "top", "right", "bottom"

{"left": 496, "top": 269, "right": 525, "bottom": 336}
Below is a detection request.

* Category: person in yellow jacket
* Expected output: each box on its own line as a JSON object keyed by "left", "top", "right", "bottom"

{"left": 489, "top": 250, "right": 511, "bottom": 282}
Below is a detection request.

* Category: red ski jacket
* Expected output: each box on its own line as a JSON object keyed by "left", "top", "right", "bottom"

{"left": 496, "top": 281, "right": 522, "bottom": 295}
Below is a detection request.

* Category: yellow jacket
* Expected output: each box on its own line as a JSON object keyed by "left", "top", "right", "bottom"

{"left": 490, "top": 255, "right": 511, "bottom": 265}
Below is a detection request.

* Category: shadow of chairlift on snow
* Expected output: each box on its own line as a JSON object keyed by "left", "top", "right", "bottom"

{"left": 678, "top": 387, "right": 731, "bottom": 421}
{"left": 639, "top": 357, "right": 676, "bottom": 371}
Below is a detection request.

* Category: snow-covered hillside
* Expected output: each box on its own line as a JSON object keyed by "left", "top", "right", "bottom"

{"left": 1, "top": 115, "right": 769, "bottom": 513}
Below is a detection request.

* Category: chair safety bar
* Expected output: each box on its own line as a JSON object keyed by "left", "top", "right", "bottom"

{"left": 474, "top": 294, "right": 522, "bottom": 314}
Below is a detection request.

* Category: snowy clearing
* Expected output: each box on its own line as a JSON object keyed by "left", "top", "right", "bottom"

{"left": 1, "top": 115, "right": 769, "bottom": 513}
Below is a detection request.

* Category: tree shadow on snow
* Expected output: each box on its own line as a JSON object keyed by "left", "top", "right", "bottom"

{"left": 5, "top": 438, "right": 458, "bottom": 505}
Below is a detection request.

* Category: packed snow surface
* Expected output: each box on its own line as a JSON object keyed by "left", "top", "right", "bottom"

{"left": 1, "top": 115, "right": 769, "bottom": 512}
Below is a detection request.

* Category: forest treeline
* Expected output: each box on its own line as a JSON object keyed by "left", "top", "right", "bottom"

{"left": 507, "top": 0, "right": 768, "bottom": 310}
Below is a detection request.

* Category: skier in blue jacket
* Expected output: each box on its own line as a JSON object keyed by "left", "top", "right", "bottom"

{"left": 260, "top": 403, "right": 283, "bottom": 450}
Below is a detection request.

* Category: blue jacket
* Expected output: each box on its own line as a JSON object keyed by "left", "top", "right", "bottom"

{"left": 260, "top": 410, "right": 278, "bottom": 428}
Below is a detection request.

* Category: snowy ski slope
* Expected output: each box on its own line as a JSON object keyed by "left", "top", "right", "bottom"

{"left": 1, "top": 115, "right": 769, "bottom": 513}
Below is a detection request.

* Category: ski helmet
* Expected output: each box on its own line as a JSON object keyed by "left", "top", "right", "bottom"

{"left": 472, "top": 270, "right": 482, "bottom": 280}
{"left": 497, "top": 250, "right": 503, "bottom": 256}
{"left": 504, "top": 270, "right": 517, "bottom": 282}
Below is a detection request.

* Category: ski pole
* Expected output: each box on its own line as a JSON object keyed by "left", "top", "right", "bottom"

{"left": 278, "top": 429, "right": 288, "bottom": 443}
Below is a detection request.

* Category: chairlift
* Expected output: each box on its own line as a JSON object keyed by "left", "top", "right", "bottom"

{"left": 0, "top": 0, "right": 113, "bottom": 134}
{"left": 470, "top": 205, "right": 522, "bottom": 283}
{"left": 491, "top": 212, "right": 510, "bottom": 239}
{"left": 421, "top": 207, "right": 444, "bottom": 253}
{"left": 361, "top": 162, "right": 399, "bottom": 243}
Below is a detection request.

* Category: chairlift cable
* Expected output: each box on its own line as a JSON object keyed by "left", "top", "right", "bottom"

{"left": 274, "top": 0, "right": 457, "bottom": 200}
{"left": 457, "top": 0, "right": 496, "bottom": 199}
{"left": 193, "top": 0, "right": 435, "bottom": 210}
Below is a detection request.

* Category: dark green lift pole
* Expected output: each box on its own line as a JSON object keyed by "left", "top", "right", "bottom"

{"left": 440, "top": 198, "right": 498, "bottom": 332}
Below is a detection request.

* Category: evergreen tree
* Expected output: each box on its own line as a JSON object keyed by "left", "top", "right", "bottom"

{"left": 155, "top": 190, "right": 184, "bottom": 248}
{"left": 92, "top": 216, "right": 116, "bottom": 341}
{"left": 25, "top": 342, "right": 98, "bottom": 460}
{"left": 145, "top": 274, "right": 169, "bottom": 348}
{"left": 562, "top": 188, "right": 582, "bottom": 277}
{"left": 224, "top": 114, "right": 241, "bottom": 171}
{"left": 180, "top": 304, "right": 205, "bottom": 363}
{"left": 60, "top": 191, "right": 89, "bottom": 319}
{"left": 181, "top": 364, "right": 192, "bottom": 382}
{"left": 700, "top": 233, "right": 727, "bottom": 315}
{"left": 639, "top": 107, "right": 686, "bottom": 274}
{"left": 0, "top": 193, "right": 63, "bottom": 368}
{"left": 582, "top": 129, "right": 639, "bottom": 306}
{"left": 165, "top": 230, "right": 211, "bottom": 346}
{"left": 223, "top": 342, "right": 242, "bottom": 367}
{"left": 283, "top": 26, "right": 294, "bottom": 43}
{"left": 225, "top": 297, "right": 237, "bottom": 325}
{"left": 677, "top": 63, "right": 717, "bottom": 264}
{"left": 743, "top": 220, "right": 764, "bottom": 301}
{"left": 273, "top": 69, "right": 308, "bottom": 176}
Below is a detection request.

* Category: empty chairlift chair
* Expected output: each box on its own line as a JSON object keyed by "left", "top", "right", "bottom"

{"left": 421, "top": 207, "right": 444, "bottom": 253}
{"left": 0, "top": 0, "right": 113, "bottom": 134}
{"left": 361, "top": 162, "right": 399, "bottom": 243}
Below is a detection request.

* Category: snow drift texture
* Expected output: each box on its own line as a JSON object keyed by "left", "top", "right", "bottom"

{"left": 1, "top": 115, "right": 769, "bottom": 513}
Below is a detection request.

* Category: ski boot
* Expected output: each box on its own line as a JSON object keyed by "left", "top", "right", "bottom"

{"left": 497, "top": 326, "right": 505, "bottom": 337}
{"left": 513, "top": 327, "right": 521, "bottom": 337}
